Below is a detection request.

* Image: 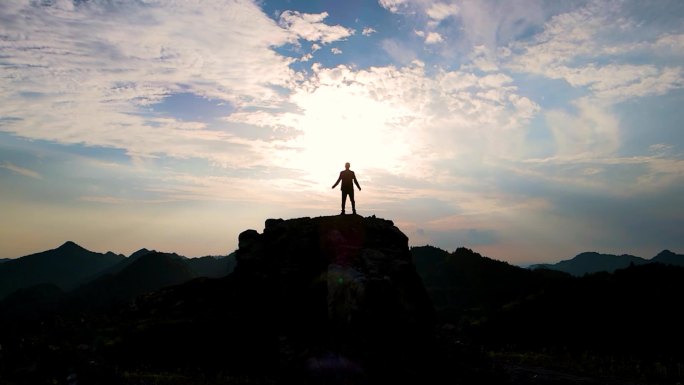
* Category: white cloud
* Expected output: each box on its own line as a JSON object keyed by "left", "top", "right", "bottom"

{"left": 425, "top": 2, "right": 459, "bottom": 21}
{"left": 0, "top": 0, "right": 304, "bottom": 168}
{"left": 379, "top": 0, "right": 408, "bottom": 13}
{"left": 279, "top": 11, "right": 354, "bottom": 44}
{"left": 414, "top": 30, "right": 425, "bottom": 37}
{"left": 362, "top": 27, "right": 377, "bottom": 36}
{"left": 505, "top": 1, "right": 684, "bottom": 103}
{"left": 0, "top": 162, "right": 42, "bottom": 179}
{"left": 331, "top": 47, "right": 343, "bottom": 55}
{"left": 560, "top": 65, "right": 683, "bottom": 101}
{"left": 311, "top": 43, "right": 322, "bottom": 52}
{"left": 425, "top": 32, "right": 444, "bottom": 44}
{"left": 378, "top": 0, "right": 546, "bottom": 61}
{"left": 224, "top": 110, "right": 301, "bottom": 131}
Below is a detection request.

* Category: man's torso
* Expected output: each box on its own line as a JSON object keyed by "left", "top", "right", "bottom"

{"left": 339, "top": 170, "right": 355, "bottom": 191}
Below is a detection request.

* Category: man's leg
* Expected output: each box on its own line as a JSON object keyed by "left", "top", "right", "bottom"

{"left": 341, "top": 190, "right": 347, "bottom": 214}
{"left": 349, "top": 190, "right": 356, "bottom": 214}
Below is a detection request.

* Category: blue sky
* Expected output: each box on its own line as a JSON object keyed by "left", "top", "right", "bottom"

{"left": 1, "top": 0, "right": 683, "bottom": 264}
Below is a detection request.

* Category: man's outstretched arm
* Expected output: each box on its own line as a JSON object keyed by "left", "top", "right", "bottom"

{"left": 354, "top": 175, "right": 361, "bottom": 190}
{"left": 332, "top": 175, "right": 342, "bottom": 189}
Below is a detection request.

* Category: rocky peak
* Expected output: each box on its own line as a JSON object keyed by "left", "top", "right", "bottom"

{"left": 57, "top": 240, "right": 85, "bottom": 252}
{"left": 235, "top": 215, "right": 436, "bottom": 383}
{"left": 238, "top": 215, "right": 411, "bottom": 272}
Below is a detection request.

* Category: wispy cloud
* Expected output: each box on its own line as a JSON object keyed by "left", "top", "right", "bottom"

{"left": 380, "top": 39, "right": 418, "bottom": 65}
{"left": 79, "top": 196, "right": 133, "bottom": 205}
{"left": 505, "top": 0, "right": 684, "bottom": 103}
{"left": 0, "top": 162, "right": 42, "bottom": 179}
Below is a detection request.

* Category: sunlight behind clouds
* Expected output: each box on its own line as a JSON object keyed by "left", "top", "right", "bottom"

{"left": 282, "top": 73, "right": 413, "bottom": 188}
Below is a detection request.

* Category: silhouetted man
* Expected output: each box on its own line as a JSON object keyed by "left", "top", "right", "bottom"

{"left": 332, "top": 162, "right": 361, "bottom": 215}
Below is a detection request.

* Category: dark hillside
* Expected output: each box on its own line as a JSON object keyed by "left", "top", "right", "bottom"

{"left": 0, "top": 216, "right": 477, "bottom": 385}
{"left": 68, "top": 252, "right": 197, "bottom": 309}
{"left": 470, "top": 263, "right": 684, "bottom": 383}
{"left": 186, "top": 253, "right": 236, "bottom": 277}
{"left": 652, "top": 249, "right": 684, "bottom": 267}
{"left": 0, "top": 241, "right": 124, "bottom": 298}
{"left": 411, "top": 246, "right": 554, "bottom": 324}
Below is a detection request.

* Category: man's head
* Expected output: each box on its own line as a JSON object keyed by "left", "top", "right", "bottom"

{"left": 345, "top": 162, "right": 350, "bottom": 170}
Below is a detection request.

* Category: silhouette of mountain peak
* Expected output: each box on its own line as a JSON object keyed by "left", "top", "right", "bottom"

{"left": 129, "top": 251, "right": 184, "bottom": 267}
{"left": 652, "top": 249, "right": 684, "bottom": 266}
{"left": 575, "top": 251, "right": 598, "bottom": 258}
{"left": 656, "top": 249, "right": 675, "bottom": 258}
{"left": 57, "top": 240, "right": 86, "bottom": 251}
{"left": 531, "top": 251, "right": 648, "bottom": 276}
{"left": 0, "top": 241, "right": 126, "bottom": 299}
{"left": 129, "top": 248, "right": 153, "bottom": 260}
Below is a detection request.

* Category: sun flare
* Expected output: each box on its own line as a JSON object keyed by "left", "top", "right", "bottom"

{"left": 282, "top": 81, "right": 412, "bottom": 190}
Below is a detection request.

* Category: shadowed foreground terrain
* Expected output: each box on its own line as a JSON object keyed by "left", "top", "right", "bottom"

{"left": 413, "top": 245, "right": 684, "bottom": 385}
{"left": 1, "top": 216, "right": 683, "bottom": 385}
{"left": 0, "top": 216, "right": 476, "bottom": 384}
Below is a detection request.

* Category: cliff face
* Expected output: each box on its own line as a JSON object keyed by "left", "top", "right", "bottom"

{"left": 235, "top": 215, "right": 436, "bottom": 383}
{"left": 237, "top": 215, "right": 433, "bottom": 325}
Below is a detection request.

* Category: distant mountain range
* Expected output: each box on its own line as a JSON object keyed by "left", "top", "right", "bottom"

{"left": 0, "top": 241, "right": 236, "bottom": 300}
{"left": 3, "top": 242, "right": 680, "bottom": 301}
{"left": 530, "top": 249, "right": 684, "bottom": 276}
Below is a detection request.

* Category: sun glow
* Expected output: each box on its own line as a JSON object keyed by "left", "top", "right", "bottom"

{"left": 282, "top": 80, "right": 413, "bottom": 190}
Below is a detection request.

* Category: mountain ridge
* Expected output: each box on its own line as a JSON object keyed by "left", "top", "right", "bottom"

{"left": 0, "top": 241, "right": 126, "bottom": 298}
{"left": 4, "top": 239, "right": 680, "bottom": 297}
{"left": 68, "top": 251, "right": 198, "bottom": 309}
{"left": 0, "top": 241, "right": 236, "bottom": 300}
{"left": 530, "top": 250, "right": 684, "bottom": 276}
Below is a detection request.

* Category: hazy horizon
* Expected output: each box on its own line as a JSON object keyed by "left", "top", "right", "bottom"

{"left": 1, "top": 0, "right": 683, "bottom": 264}
{"left": 1, "top": 219, "right": 680, "bottom": 269}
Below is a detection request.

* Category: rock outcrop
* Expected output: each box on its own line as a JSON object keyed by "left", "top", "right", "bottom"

{"left": 235, "top": 215, "right": 437, "bottom": 383}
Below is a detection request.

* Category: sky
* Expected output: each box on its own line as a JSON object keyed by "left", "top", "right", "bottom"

{"left": 1, "top": 0, "right": 683, "bottom": 265}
